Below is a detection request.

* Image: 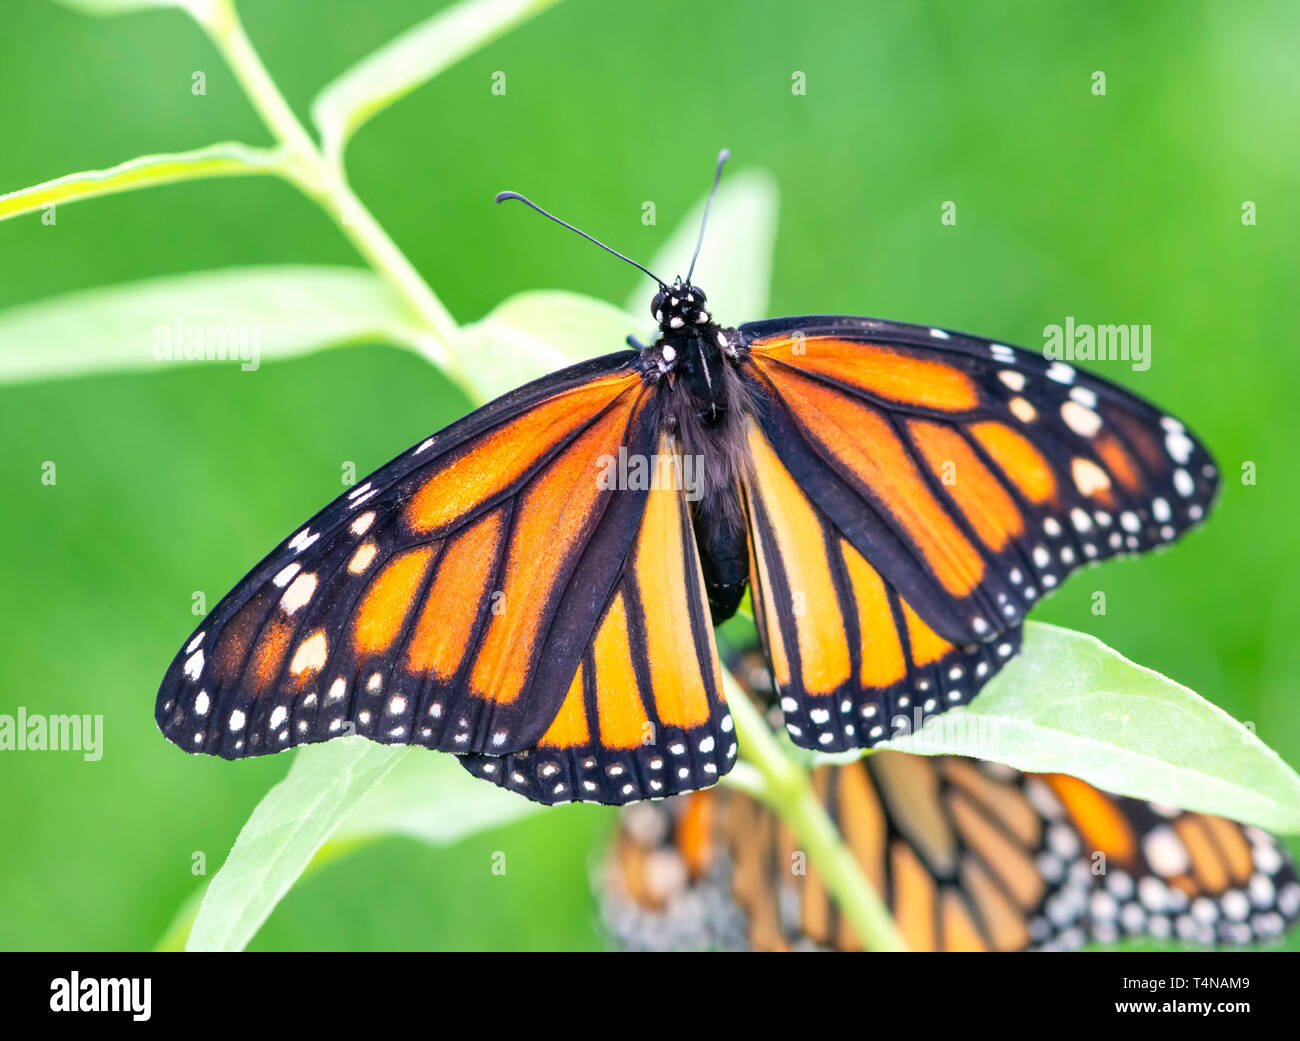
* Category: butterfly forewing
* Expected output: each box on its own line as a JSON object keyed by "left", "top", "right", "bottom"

{"left": 736, "top": 315, "right": 1218, "bottom": 748}
{"left": 155, "top": 353, "right": 687, "bottom": 764}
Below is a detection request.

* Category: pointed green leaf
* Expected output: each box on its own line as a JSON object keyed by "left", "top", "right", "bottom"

{"left": 0, "top": 143, "right": 286, "bottom": 224}
{"left": 879, "top": 622, "right": 1300, "bottom": 834}
{"left": 186, "top": 739, "right": 407, "bottom": 952}
{"left": 0, "top": 265, "right": 425, "bottom": 385}
{"left": 160, "top": 749, "right": 542, "bottom": 951}
{"left": 312, "top": 0, "right": 564, "bottom": 164}
{"left": 47, "top": 0, "right": 216, "bottom": 16}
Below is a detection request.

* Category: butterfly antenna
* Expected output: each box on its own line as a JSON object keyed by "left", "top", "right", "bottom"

{"left": 495, "top": 191, "right": 667, "bottom": 287}
{"left": 685, "top": 148, "right": 730, "bottom": 284}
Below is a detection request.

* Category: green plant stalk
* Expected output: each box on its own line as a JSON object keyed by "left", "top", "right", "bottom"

{"left": 196, "top": 0, "right": 472, "bottom": 392}
{"left": 722, "top": 672, "right": 907, "bottom": 952}
{"left": 190, "top": 0, "right": 899, "bottom": 952}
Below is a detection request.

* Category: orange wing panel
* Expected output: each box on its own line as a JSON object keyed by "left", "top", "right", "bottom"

{"left": 753, "top": 337, "right": 979, "bottom": 411}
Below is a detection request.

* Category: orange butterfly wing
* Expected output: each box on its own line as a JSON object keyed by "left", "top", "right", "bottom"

{"left": 157, "top": 355, "right": 682, "bottom": 766}
{"left": 736, "top": 316, "right": 1218, "bottom": 748}
{"left": 743, "top": 419, "right": 1020, "bottom": 750}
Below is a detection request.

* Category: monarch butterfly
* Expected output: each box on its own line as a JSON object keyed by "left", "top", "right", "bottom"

{"left": 156, "top": 151, "right": 1219, "bottom": 805}
{"left": 601, "top": 647, "right": 1300, "bottom": 952}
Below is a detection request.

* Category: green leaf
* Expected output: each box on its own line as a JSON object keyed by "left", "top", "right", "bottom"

{"left": 336, "top": 746, "right": 544, "bottom": 845}
{"left": 881, "top": 622, "right": 1300, "bottom": 835}
{"left": 0, "top": 142, "right": 286, "bottom": 223}
{"left": 0, "top": 265, "right": 427, "bottom": 385}
{"left": 186, "top": 739, "right": 407, "bottom": 952}
{"left": 312, "top": 0, "right": 564, "bottom": 165}
{"left": 48, "top": 0, "right": 215, "bottom": 16}
{"left": 162, "top": 748, "right": 542, "bottom": 951}
{"left": 624, "top": 168, "right": 779, "bottom": 328}
{"left": 457, "top": 289, "right": 640, "bottom": 400}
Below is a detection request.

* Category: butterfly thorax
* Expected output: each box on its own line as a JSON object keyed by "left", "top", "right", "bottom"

{"left": 640, "top": 279, "right": 747, "bottom": 429}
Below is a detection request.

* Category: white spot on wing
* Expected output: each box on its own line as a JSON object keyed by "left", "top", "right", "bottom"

{"left": 280, "top": 572, "right": 318, "bottom": 615}
{"left": 1061, "top": 400, "right": 1102, "bottom": 438}
{"left": 348, "top": 542, "right": 378, "bottom": 573}
{"left": 1072, "top": 457, "right": 1111, "bottom": 497}
{"left": 1165, "top": 430, "right": 1194, "bottom": 464}
{"left": 1144, "top": 825, "right": 1190, "bottom": 877}
{"left": 289, "top": 631, "right": 328, "bottom": 676}
{"left": 1046, "top": 361, "right": 1075, "bottom": 384}
{"left": 273, "top": 562, "right": 301, "bottom": 588}
{"left": 1009, "top": 396, "right": 1037, "bottom": 423}
{"left": 288, "top": 528, "right": 319, "bottom": 553}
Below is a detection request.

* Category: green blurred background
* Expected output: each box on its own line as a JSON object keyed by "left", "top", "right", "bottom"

{"left": 2, "top": 0, "right": 1298, "bottom": 950}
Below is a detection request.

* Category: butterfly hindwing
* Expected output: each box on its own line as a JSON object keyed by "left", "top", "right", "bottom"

{"left": 743, "top": 416, "right": 1022, "bottom": 750}
{"left": 459, "top": 439, "right": 735, "bottom": 804}
{"left": 737, "top": 315, "right": 1217, "bottom": 748}
{"left": 155, "top": 352, "right": 690, "bottom": 762}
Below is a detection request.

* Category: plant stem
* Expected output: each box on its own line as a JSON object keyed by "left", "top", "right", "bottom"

{"left": 196, "top": 0, "right": 470, "bottom": 389}
{"left": 723, "top": 673, "right": 908, "bottom": 952}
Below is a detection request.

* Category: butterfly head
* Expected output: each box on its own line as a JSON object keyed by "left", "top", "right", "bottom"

{"left": 652, "top": 281, "right": 711, "bottom": 334}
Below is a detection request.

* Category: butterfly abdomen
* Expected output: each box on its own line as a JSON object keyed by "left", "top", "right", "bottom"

{"left": 692, "top": 501, "right": 749, "bottom": 624}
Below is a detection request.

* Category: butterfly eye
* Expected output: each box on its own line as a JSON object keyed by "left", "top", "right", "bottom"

{"left": 690, "top": 288, "right": 706, "bottom": 305}
{"left": 650, "top": 290, "right": 667, "bottom": 320}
